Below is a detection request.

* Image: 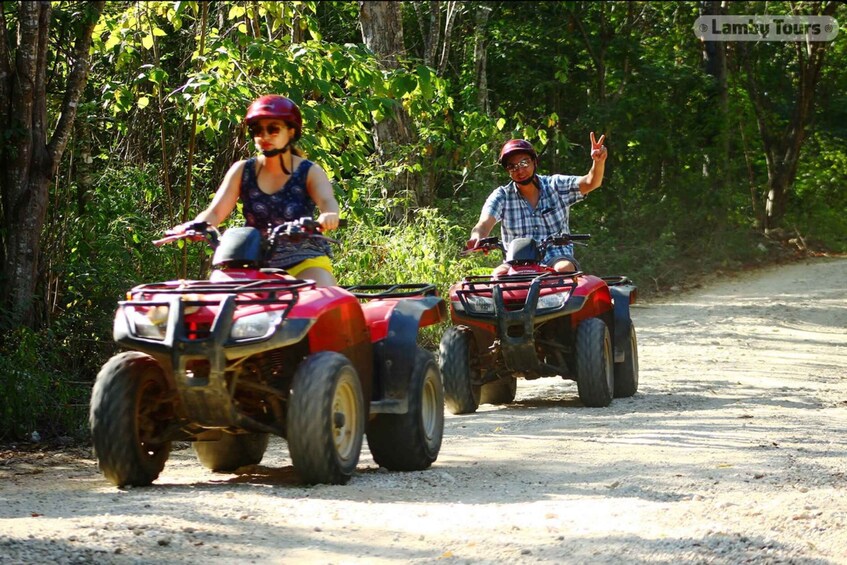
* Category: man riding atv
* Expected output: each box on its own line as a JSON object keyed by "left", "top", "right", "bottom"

{"left": 467, "top": 135, "right": 608, "bottom": 276}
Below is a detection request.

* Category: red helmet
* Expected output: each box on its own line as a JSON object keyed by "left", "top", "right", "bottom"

{"left": 498, "top": 139, "right": 537, "bottom": 167}
{"left": 245, "top": 95, "right": 302, "bottom": 141}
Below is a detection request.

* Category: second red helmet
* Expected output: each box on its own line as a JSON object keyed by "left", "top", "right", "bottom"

{"left": 245, "top": 95, "right": 302, "bottom": 141}
{"left": 498, "top": 139, "right": 537, "bottom": 167}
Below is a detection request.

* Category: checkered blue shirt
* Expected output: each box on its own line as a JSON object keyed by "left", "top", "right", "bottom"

{"left": 482, "top": 174, "right": 584, "bottom": 264}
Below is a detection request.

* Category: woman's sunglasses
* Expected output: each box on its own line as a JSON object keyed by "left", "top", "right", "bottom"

{"left": 249, "top": 123, "right": 283, "bottom": 137}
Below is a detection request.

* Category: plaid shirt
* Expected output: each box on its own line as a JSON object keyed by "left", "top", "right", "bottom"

{"left": 482, "top": 174, "right": 584, "bottom": 264}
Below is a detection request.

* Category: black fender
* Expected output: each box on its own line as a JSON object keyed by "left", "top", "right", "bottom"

{"left": 608, "top": 283, "right": 636, "bottom": 362}
{"left": 370, "top": 296, "right": 446, "bottom": 414}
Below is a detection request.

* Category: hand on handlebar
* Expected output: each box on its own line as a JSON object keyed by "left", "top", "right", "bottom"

{"left": 317, "top": 212, "right": 340, "bottom": 231}
{"left": 164, "top": 220, "right": 209, "bottom": 237}
{"left": 154, "top": 221, "right": 214, "bottom": 246}
{"left": 462, "top": 236, "right": 502, "bottom": 256}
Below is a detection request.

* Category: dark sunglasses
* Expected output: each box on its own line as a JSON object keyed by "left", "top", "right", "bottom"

{"left": 505, "top": 158, "right": 533, "bottom": 172}
{"left": 248, "top": 123, "right": 283, "bottom": 137}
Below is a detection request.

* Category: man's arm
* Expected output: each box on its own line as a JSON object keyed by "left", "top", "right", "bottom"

{"left": 468, "top": 213, "right": 497, "bottom": 248}
{"left": 578, "top": 132, "right": 607, "bottom": 195}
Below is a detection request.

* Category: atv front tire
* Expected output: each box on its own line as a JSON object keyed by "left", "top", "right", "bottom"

{"left": 367, "top": 348, "right": 444, "bottom": 471}
{"left": 440, "top": 326, "right": 481, "bottom": 415}
{"left": 193, "top": 433, "right": 270, "bottom": 472}
{"left": 89, "top": 352, "right": 173, "bottom": 487}
{"left": 613, "top": 320, "right": 639, "bottom": 398}
{"left": 575, "top": 318, "right": 614, "bottom": 407}
{"left": 287, "top": 352, "right": 364, "bottom": 485}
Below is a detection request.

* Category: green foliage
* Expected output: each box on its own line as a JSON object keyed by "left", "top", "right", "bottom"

{"left": 0, "top": 328, "right": 88, "bottom": 441}
{"left": 788, "top": 131, "right": 847, "bottom": 251}
{"left": 334, "top": 208, "right": 466, "bottom": 348}
{"left": 4, "top": 0, "right": 846, "bottom": 442}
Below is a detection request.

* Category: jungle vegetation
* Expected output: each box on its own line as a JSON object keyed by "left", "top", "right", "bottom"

{"left": 1, "top": 1, "right": 844, "bottom": 440}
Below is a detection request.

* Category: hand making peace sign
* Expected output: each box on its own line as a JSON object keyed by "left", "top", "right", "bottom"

{"left": 590, "top": 131, "right": 607, "bottom": 162}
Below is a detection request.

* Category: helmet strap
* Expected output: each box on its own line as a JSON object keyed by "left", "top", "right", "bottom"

{"left": 262, "top": 142, "right": 292, "bottom": 174}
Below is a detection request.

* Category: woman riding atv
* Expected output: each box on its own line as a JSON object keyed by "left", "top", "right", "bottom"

{"left": 170, "top": 95, "right": 340, "bottom": 287}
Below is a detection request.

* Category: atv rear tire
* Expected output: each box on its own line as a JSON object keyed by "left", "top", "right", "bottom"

{"left": 613, "top": 320, "right": 639, "bottom": 398}
{"left": 193, "top": 433, "right": 270, "bottom": 472}
{"left": 440, "top": 326, "right": 481, "bottom": 415}
{"left": 480, "top": 376, "right": 517, "bottom": 405}
{"left": 575, "top": 318, "right": 614, "bottom": 407}
{"left": 367, "top": 348, "right": 444, "bottom": 471}
{"left": 287, "top": 352, "right": 364, "bottom": 485}
{"left": 89, "top": 352, "right": 173, "bottom": 487}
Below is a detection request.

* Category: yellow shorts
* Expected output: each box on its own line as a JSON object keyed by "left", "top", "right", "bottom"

{"left": 285, "top": 255, "right": 334, "bottom": 277}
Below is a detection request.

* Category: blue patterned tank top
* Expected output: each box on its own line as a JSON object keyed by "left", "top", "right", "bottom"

{"left": 240, "top": 157, "right": 332, "bottom": 269}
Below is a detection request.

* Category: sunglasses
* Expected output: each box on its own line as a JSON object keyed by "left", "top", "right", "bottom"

{"left": 249, "top": 123, "right": 284, "bottom": 137}
{"left": 505, "top": 158, "right": 533, "bottom": 172}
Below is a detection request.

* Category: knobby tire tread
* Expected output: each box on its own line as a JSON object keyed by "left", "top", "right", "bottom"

{"left": 367, "top": 348, "right": 444, "bottom": 471}
{"left": 89, "top": 351, "right": 171, "bottom": 487}
{"left": 287, "top": 352, "right": 364, "bottom": 485}
{"left": 440, "top": 326, "right": 480, "bottom": 415}
{"left": 576, "top": 318, "right": 614, "bottom": 407}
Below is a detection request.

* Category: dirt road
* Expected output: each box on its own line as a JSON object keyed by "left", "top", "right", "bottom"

{"left": 2, "top": 257, "right": 846, "bottom": 564}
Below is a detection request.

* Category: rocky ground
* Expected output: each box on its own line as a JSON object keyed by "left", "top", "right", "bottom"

{"left": 1, "top": 256, "right": 846, "bottom": 564}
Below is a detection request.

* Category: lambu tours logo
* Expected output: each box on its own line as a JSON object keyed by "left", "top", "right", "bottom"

{"left": 694, "top": 15, "right": 839, "bottom": 42}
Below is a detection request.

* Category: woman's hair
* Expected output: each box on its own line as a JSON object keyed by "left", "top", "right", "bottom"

{"left": 289, "top": 137, "right": 305, "bottom": 158}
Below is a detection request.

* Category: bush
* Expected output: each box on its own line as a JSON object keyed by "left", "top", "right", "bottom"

{"left": 0, "top": 328, "right": 89, "bottom": 442}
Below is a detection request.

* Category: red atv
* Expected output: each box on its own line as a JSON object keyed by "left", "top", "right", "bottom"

{"left": 89, "top": 218, "right": 446, "bottom": 487}
{"left": 439, "top": 233, "right": 638, "bottom": 414}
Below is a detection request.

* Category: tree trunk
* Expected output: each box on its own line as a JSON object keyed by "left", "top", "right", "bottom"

{"left": 358, "top": 1, "right": 427, "bottom": 212}
{"left": 699, "top": 1, "right": 729, "bottom": 213}
{"left": 413, "top": 1, "right": 441, "bottom": 69}
{"left": 473, "top": 4, "right": 492, "bottom": 114}
{"left": 737, "top": 1, "right": 837, "bottom": 232}
{"left": 0, "top": 1, "right": 105, "bottom": 329}
{"left": 437, "top": 1, "right": 459, "bottom": 77}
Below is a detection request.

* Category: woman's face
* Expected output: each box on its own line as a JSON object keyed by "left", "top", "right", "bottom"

{"left": 250, "top": 118, "right": 295, "bottom": 152}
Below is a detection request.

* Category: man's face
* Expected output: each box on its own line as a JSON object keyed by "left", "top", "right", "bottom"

{"left": 505, "top": 152, "right": 534, "bottom": 182}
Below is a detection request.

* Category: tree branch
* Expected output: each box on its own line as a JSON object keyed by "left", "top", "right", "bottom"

{"left": 568, "top": 6, "right": 600, "bottom": 72}
{"left": 47, "top": 1, "right": 105, "bottom": 176}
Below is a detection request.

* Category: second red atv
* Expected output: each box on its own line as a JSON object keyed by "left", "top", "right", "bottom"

{"left": 439, "top": 233, "right": 638, "bottom": 414}
{"left": 89, "top": 218, "right": 446, "bottom": 487}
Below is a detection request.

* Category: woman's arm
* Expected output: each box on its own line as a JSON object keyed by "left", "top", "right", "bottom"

{"left": 306, "top": 164, "right": 340, "bottom": 230}
{"left": 193, "top": 160, "right": 246, "bottom": 227}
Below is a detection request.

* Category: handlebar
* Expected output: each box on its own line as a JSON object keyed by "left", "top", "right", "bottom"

{"left": 153, "top": 221, "right": 219, "bottom": 247}
{"left": 463, "top": 233, "right": 591, "bottom": 256}
{"left": 267, "top": 217, "right": 344, "bottom": 247}
{"left": 153, "top": 217, "right": 347, "bottom": 248}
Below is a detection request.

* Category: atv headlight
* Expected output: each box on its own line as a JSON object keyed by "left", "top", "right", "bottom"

{"left": 537, "top": 292, "right": 567, "bottom": 311}
{"left": 230, "top": 311, "right": 283, "bottom": 340}
{"left": 128, "top": 308, "right": 167, "bottom": 340}
{"left": 464, "top": 294, "right": 495, "bottom": 314}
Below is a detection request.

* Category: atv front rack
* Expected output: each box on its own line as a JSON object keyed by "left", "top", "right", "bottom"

{"left": 127, "top": 278, "right": 316, "bottom": 305}
{"left": 117, "top": 278, "right": 318, "bottom": 349}
{"left": 455, "top": 272, "right": 580, "bottom": 316}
